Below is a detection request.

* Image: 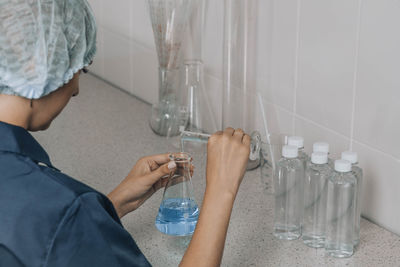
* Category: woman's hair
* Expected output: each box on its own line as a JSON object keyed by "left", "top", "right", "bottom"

{"left": 0, "top": 0, "right": 97, "bottom": 99}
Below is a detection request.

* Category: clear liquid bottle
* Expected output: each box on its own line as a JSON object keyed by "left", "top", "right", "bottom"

{"left": 313, "top": 142, "right": 334, "bottom": 167}
{"left": 288, "top": 136, "right": 308, "bottom": 169}
{"left": 302, "top": 152, "right": 331, "bottom": 248}
{"left": 325, "top": 159, "right": 357, "bottom": 258}
{"left": 341, "top": 151, "right": 363, "bottom": 246}
{"left": 273, "top": 145, "right": 304, "bottom": 240}
{"left": 155, "top": 153, "right": 199, "bottom": 236}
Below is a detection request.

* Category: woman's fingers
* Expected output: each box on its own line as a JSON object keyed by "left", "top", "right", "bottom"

{"left": 143, "top": 161, "right": 176, "bottom": 185}
{"left": 233, "top": 128, "right": 245, "bottom": 141}
{"left": 223, "top": 127, "right": 235, "bottom": 136}
{"left": 242, "top": 134, "right": 251, "bottom": 145}
{"left": 144, "top": 153, "right": 171, "bottom": 165}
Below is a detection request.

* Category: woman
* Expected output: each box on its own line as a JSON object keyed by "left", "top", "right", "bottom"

{"left": 0, "top": 1, "right": 250, "bottom": 266}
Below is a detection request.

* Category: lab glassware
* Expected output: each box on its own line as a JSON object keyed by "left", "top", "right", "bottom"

{"left": 325, "top": 160, "right": 357, "bottom": 258}
{"left": 302, "top": 152, "right": 331, "bottom": 248}
{"left": 149, "top": 68, "right": 182, "bottom": 136}
{"left": 155, "top": 153, "right": 199, "bottom": 236}
{"left": 182, "top": 60, "right": 217, "bottom": 134}
{"left": 260, "top": 133, "right": 289, "bottom": 195}
{"left": 179, "top": 130, "right": 262, "bottom": 171}
{"left": 273, "top": 145, "right": 304, "bottom": 240}
{"left": 341, "top": 151, "right": 363, "bottom": 246}
{"left": 147, "top": 0, "right": 195, "bottom": 136}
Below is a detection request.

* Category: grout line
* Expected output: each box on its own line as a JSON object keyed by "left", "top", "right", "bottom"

{"left": 292, "top": 0, "right": 302, "bottom": 135}
{"left": 349, "top": 0, "right": 363, "bottom": 151}
{"left": 353, "top": 140, "right": 400, "bottom": 163}
{"left": 294, "top": 113, "right": 351, "bottom": 140}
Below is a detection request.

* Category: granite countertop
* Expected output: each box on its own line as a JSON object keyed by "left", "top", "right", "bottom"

{"left": 33, "top": 74, "right": 400, "bottom": 266}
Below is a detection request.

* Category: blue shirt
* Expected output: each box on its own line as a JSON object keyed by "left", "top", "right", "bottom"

{"left": 0, "top": 121, "right": 151, "bottom": 267}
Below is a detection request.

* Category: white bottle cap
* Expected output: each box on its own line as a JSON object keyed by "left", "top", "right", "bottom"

{"left": 313, "top": 142, "right": 330, "bottom": 153}
{"left": 341, "top": 151, "right": 358, "bottom": 164}
{"left": 288, "top": 136, "right": 304, "bottom": 149}
{"left": 334, "top": 159, "right": 351, "bottom": 172}
{"left": 282, "top": 145, "right": 298, "bottom": 159}
{"left": 311, "top": 152, "right": 328, "bottom": 164}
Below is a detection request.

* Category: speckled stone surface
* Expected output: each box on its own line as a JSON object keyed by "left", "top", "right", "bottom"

{"left": 32, "top": 74, "right": 400, "bottom": 267}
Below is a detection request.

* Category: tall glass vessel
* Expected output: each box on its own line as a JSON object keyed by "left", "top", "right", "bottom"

{"left": 182, "top": 60, "right": 217, "bottom": 134}
{"left": 155, "top": 153, "right": 199, "bottom": 236}
{"left": 222, "top": 0, "right": 258, "bottom": 131}
{"left": 148, "top": 0, "right": 196, "bottom": 136}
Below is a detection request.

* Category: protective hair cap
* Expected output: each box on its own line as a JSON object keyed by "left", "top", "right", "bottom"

{"left": 0, "top": 0, "right": 96, "bottom": 99}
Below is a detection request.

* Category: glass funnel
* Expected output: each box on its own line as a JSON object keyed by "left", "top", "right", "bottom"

{"left": 148, "top": 0, "right": 196, "bottom": 136}
{"left": 155, "top": 153, "right": 199, "bottom": 236}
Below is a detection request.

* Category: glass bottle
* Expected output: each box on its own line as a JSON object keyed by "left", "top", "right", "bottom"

{"left": 325, "top": 159, "right": 357, "bottom": 258}
{"left": 155, "top": 153, "right": 199, "bottom": 236}
{"left": 302, "top": 152, "right": 331, "bottom": 248}
{"left": 273, "top": 145, "right": 304, "bottom": 240}
{"left": 341, "top": 151, "right": 363, "bottom": 246}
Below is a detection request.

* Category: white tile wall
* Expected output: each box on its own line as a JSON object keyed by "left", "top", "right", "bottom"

{"left": 296, "top": 0, "right": 359, "bottom": 137}
{"left": 87, "top": 0, "right": 400, "bottom": 234}
{"left": 265, "top": 0, "right": 299, "bottom": 111}
{"left": 354, "top": 0, "right": 400, "bottom": 159}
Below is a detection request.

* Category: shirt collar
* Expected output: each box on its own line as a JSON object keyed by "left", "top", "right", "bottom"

{"left": 0, "top": 121, "right": 55, "bottom": 169}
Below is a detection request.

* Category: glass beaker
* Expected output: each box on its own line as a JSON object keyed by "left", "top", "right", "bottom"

{"left": 147, "top": 0, "right": 196, "bottom": 136}
{"left": 182, "top": 60, "right": 217, "bottom": 134}
{"left": 260, "top": 133, "right": 289, "bottom": 195}
{"left": 155, "top": 153, "right": 199, "bottom": 236}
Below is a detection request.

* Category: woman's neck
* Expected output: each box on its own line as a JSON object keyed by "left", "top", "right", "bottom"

{"left": 0, "top": 94, "right": 32, "bottom": 130}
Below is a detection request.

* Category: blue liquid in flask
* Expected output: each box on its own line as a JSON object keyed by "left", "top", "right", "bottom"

{"left": 155, "top": 198, "right": 199, "bottom": 236}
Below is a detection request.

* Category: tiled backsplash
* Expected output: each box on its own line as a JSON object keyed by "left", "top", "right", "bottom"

{"left": 87, "top": 0, "right": 400, "bottom": 235}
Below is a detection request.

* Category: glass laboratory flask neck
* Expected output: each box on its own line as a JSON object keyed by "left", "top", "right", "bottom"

{"left": 182, "top": 60, "right": 214, "bottom": 133}
{"left": 184, "top": 60, "right": 203, "bottom": 86}
{"left": 163, "top": 152, "right": 194, "bottom": 199}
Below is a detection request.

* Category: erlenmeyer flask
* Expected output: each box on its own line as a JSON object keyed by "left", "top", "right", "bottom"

{"left": 183, "top": 60, "right": 218, "bottom": 134}
{"left": 155, "top": 153, "right": 199, "bottom": 236}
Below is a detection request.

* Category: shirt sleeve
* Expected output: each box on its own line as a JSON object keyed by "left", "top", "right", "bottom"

{"left": 44, "top": 192, "right": 151, "bottom": 267}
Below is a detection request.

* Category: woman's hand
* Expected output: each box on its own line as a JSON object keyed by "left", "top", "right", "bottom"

{"left": 107, "top": 154, "right": 177, "bottom": 218}
{"left": 206, "top": 127, "right": 251, "bottom": 197}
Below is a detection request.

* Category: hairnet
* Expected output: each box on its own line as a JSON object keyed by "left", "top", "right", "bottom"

{"left": 0, "top": 0, "right": 96, "bottom": 99}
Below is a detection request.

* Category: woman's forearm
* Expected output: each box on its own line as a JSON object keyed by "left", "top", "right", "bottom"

{"left": 180, "top": 186, "right": 237, "bottom": 267}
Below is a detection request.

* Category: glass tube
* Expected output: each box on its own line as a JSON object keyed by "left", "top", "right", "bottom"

{"left": 222, "top": 0, "right": 258, "bottom": 131}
